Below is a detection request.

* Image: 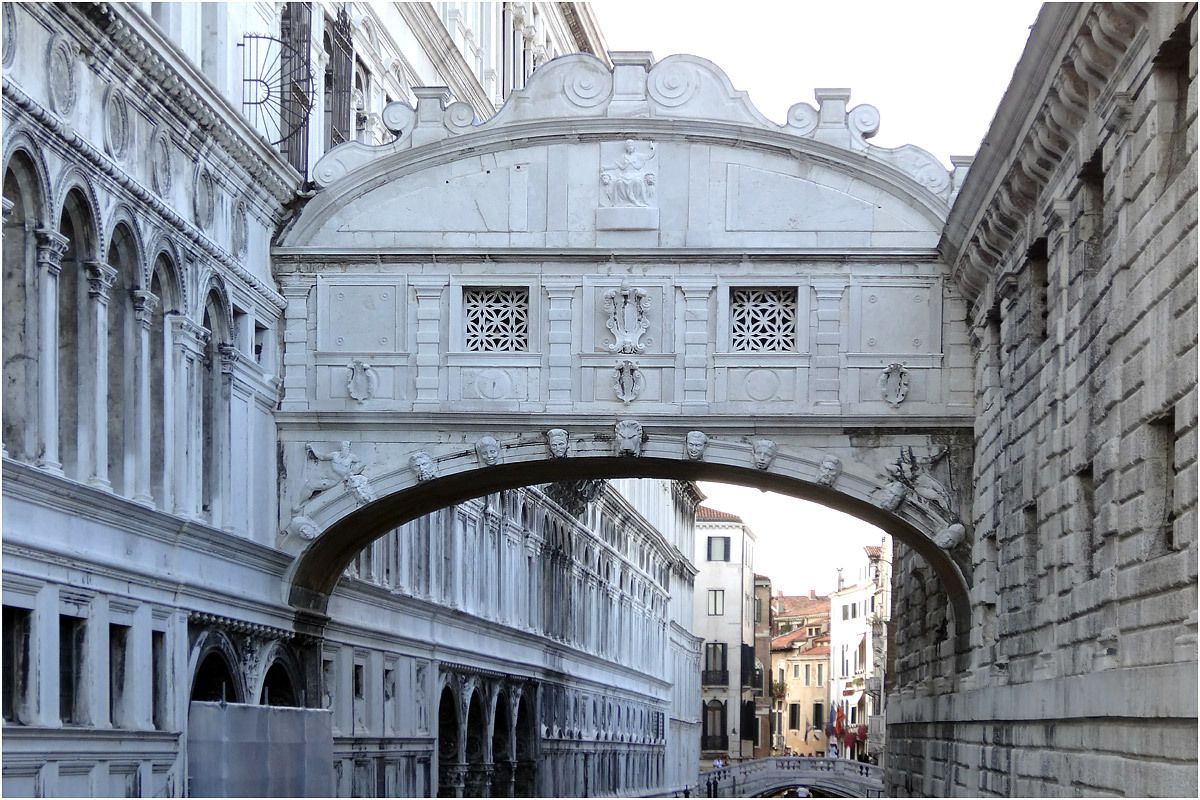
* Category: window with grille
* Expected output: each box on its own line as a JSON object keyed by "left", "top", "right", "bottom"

{"left": 463, "top": 288, "right": 530, "bottom": 352}
{"left": 730, "top": 288, "right": 797, "bottom": 352}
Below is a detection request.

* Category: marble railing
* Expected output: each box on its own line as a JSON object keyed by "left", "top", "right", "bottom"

{"left": 693, "top": 756, "right": 883, "bottom": 798}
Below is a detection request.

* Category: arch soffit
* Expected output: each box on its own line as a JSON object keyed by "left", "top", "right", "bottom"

{"left": 2, "top": 132, "right": 52, "bottom": 226}
{"left": 52, "top": 166, "right": 104, "bottom": 260}
{"left": 199, "top": 272, "right": 235, "bottom": 341}
{"left": 104, "top": 208, "right": 147, "bottom": 287}
{"left": 147, "top": 236, "right": 186, "bottom": 312}
{"left": 252, "top": 640, "right": 304, "bottom": 703}
{"left": 285, "top": 446, "right": 971, "bottom": 641}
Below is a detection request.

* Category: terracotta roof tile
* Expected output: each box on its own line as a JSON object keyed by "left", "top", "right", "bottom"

{"left": 772, "top": 594, "right": 831, "bottom": 618}
{"left": 696, "top": 505, "right": 743, "bottom": 523}
{"left": 864, "top": 545, "right": 882, "bottom": 558}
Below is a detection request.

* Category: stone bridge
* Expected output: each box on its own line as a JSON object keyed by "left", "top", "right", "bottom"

{"left": 694, "top": 757, "right": 884, "bottom": 798}
{"left": 274, "top": 54, "right": 978, "bottom": 653}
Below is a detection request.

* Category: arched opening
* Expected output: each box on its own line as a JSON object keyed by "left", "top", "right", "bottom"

{"left": 436, "top": 685, "right": 459, "bottom": 798}
{"left": 2, "top": 151, "right": 41, "bottom": 461}
{"left": 146, "top": 256, "right": 173, "bottom": 509}
{"left": 464, "top": 689, "right": 486, "bottom": 797}
{"left": 56, "top": 187, "right": 96, "bottom": 480}
{"left": 513, "top": 693, "right": 536, "bottom": 798}
{"left": 105, "top": 222, "right": 137, "bottom": 496}
{"left": 492, "top": 693, "right": 513, "bottom": 797}
{"left": 260, "top": 661, "right": 298, "bottom": 707}
{"left": 191, "top": 650, "right": 240, "bottom": 703}
{"left": 200, "top": 289, "right": 230, "bottom": 526}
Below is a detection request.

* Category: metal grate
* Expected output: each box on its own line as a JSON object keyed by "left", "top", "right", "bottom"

{"left": 238, "top": 32, "right": 313, "bottom": 152}
{"left": 464, "top": 288, "right": 530, "bottom": 352}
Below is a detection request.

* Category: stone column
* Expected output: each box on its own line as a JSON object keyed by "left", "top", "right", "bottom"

{"left": 84, "top": 261, "right": 118, "bottom": 490}
{"left": 542, "top": 281, "right": 575, "bottom": 411}
{"left": 34, "top": 230, "right": 69, "bottom": 475}
{"left": 678, "top": 278, "right": 715, "bottom": 406}
{"left": 1, "top": 197, "right": 14, "bottom": 458}
{"left": 128, "top": 604, "right": 153, "bottom": 729}
{"left": 170, "top": 316, "right": 209, "bottom": 519}
{"left": 131, "top": 291, "right": 159, "bottom": 505}
{"left": 85, "top": 596, "right": 111, "bottom": 729}
{"left": 31, "top": 584, "right": 60, "bottom": 727}
{"left": 810, "top": 280, "right": 847, "bottom": 409}
{"left": 215, "top": 343, "right": 240, "bottom": 530}
{"left": 410, "top": 275, "right": 449, "bottom": 410}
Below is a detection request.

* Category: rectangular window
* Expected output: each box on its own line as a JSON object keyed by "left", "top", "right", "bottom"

{"left": 851, "top": 603, "right": 858, "bottom": 619}
{"left": 754, "top": 597, "right": 762, "bottom": 624}
{"left": 870, "top": 595, "right": 876, "bottom": 613}
{"left": 152, "top": 630, "right": 167, "bottom": 730}
{"left": 706, "top": 536, "right": 730, "bottom": 562}
{"left": 707, "top": 589, "right": 725, "bottom": 616}
{"left": 59, "top": 615, "right": 85, "bottom": 725}
{"left": 463, "top": 287, "right": 530, "bottom": 352}
{"left": 1148, "top": 410, "right": 1179, "bottom": 554}
{"left": 804, "top": 663, "right": 811, "bottom": 686}
{"left": 109, "top": 623, "right": 130, "bottom": 727}
{"left": 850, "top": 706, "right": 857, "bottom": 725}
{"left": 704, "top": 643, "right": 727, "bottom": 671}
{"left": 842, "top": 605, "right": 849, "bottom": 620}
{"left": 788, "top": 703, "right": 800, "bottom": 731}
{"left": 792, "top": 663, "right": 799, "bottom": 679}
{"left": 813, "top": 702, "right": 824, "bottom": 731}
{"left": 2, "top": 606, "right": 31, "bottom": 724}
{"left": 730, "top": 287, "right": 798, "bottom": 352}
{"left": 817, "top": 663, "right": 824, "bottom": 687}
{"left": 353, "top": 662, "right": 365, "bottom": 700}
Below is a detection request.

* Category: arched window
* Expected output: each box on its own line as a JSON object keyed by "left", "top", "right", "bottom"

{"left": 200, "top": 291, "right": 230, "bottom": 526}
{"left": 147, "top": 255, "right": 177, "bottom": 509}
{"left": 56, "top": 188, "right": 96, "bottom": 481}
{"left": 260, "top": 660, "right": 297, "bottom": 707}
{"left": 105, "top": 223, "right": 138, "bottom": 496}
{"left": 437, "top": 685, "right": 459, "bottom": 798}
{"left": 2, "top": 152, "right": 42, "bottom": 460}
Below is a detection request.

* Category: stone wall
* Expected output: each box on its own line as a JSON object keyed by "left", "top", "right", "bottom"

{"left": 889, "top": 3, "right": 1198, "bottom": 796}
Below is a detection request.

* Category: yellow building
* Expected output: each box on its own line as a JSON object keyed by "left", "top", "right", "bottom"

{"left": 769, "top": 602, "right": 831, "bottom": 757}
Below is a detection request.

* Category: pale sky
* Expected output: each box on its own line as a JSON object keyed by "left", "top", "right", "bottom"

{"left": 591, "top": 1, "right": 1043, "bottom": 595}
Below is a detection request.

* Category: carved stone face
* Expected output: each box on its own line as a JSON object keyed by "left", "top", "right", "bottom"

{"left": 817, "top": 455, "right": 842, "bottom": 486}
{"left": 685, "top": 431, "right": 708, "bottom": 460}
{"left": 934, "top": 523, "right": 966, "bottom": 550}
{"left": 475, "top": 436, "right": 501, "bottom": 466}
{"left": 546, "top": 428, "right": 569, "bottom": 458}
{"left": 615, "top": 420, "right": 643, "bottom": 456}
{"left": 409, "top": 451, "right": 435, "bottom": 481}
{"left": 752, "top": 439, "right": 777, "bottom": 469}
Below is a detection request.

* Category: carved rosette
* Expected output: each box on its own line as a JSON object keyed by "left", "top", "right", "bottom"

{"left": 46, "top": 34, "right": 78, "bottom": 116}
{"left": 878, "top": 363, "right": 910, "bottom": 406}
{"left": 103, "top": 85, "right": 130, "bottom": 160}
{"left": 612, "top": 360, "right": 644, "bottom": 404}
{"left": 603, "top": 284, "right": 651, "bottom": 354}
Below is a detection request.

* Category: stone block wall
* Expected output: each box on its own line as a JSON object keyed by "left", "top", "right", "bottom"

{"left": 889, "top": 4, "right": 1198, "bottom": 796}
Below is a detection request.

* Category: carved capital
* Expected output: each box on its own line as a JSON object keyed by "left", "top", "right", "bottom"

{"left": 84, "top": 261, "right": 118, "bottom": 300}
{"left": 132, "top": 290, "right": 160, "bottom": 327}
{"left": 218, "top": 342, "right": 241, "bottom": 374}
{"left": 169, "top": 314, "right": 210, "bottom": 355}
{"left": 35, "top": 229, "right": 70, "bottom": 273}
{"left": 1, "top": 196, "right": 14, "bottom": 223}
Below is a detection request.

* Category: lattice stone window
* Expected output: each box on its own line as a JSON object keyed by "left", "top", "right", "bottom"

{"left": 730, "top": 288, "right": 798, "bottom": 352}
{"left": 463, "top": 287, "right": 530, "bottom": 352}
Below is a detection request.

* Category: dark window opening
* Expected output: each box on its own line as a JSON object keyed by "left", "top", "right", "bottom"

{"left": 261, "top": 661, "right": 298, "bottom": 707}
{"left": 191, "top": 650, "right": 238, "bottom": 703}
{"left": 59, "top": 615, "right": 86, "bottom": 724}
{"left": 152, "top": 630, "right": 167, "bottom": 730}
{"left": 2, "top": 606, "right": 31, "bottom": 724}
{"left": 109, "top": 623, "right": 130, "bottom": 727}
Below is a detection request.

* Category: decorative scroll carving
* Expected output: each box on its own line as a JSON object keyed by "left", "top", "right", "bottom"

{"left": 346, "top": 360, "right": 379, "bottom": 403}
{"left": 545, "top": 428, "right": 569, "bottom": 458}
{"left": 816, "top": 455, "right": 842, "bottom": 487}
{"left": 300, "top": 441, "right": 368, "bottom": 504}
{"left": 614, "top": 419, "right": 643, "bottom": 457}
{"left": 409, "top": 451, "right": 436, "bottom": 482}
{"left": 684, "top": 431, "right": 708, "bottom": 461}
{"left": 612, "top": 360, "right": 644, "bottom": 404}
{"left": 600, "top": 140, "right": 656, "bottom": 208}
{"left": 751, "top": 439, "right": 777, "bottom": 470}
{"left": 603, "top": 283, "right": 651, "bottom": 354}
{"left": 878, "top": 363, "right": 911, "bottom": 406}
{"left": 475, "top": 435, "right": 502, "bottom": 466}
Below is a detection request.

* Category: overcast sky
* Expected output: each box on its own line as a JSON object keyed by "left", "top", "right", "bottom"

{"left": 591, "top": 1, "right": 1043, "bottom": 595}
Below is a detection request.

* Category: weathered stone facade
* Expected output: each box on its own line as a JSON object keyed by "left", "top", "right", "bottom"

{"left": 889, "top": 4, "right": 1198, "bottom": 796}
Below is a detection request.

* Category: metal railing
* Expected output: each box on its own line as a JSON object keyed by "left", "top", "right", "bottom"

{"left": 701, "top": 734, "right": 729, "bottom": 751}
{"left": 701, "top": 669, "right": 729, "bottom": 686}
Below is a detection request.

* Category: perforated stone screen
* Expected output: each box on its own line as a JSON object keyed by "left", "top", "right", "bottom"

{"left": 730, "top": 288, "right": 798, "bottom": 352}
{"left": 463, "top": 287, "right": 530, "bottom": 352}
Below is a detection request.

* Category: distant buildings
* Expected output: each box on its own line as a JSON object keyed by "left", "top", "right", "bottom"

{"left": 751, "top": 575, "right": 773, "bottom": 758}
{"left": 693, "top": 506, "right": 757, "bottom": 766}
{"left": 768, "top": 591, "right": 830, "bottom": 757}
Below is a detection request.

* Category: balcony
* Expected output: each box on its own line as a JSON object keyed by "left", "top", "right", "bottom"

{"left": 749, "top": 668, "right": 764, "bottom": 693}
{"left": 702, "top": 669, "right": 729, "bottom": 687}
{"left": 701, "top": 735, "right": 729, "bottom": 751}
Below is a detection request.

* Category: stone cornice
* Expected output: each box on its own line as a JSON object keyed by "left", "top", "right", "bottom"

{"left": 2, "top": 78, "right": 288, "bottom": 313}
{"left": 75, "top": 2, "right": 299, "bottom": 207}
{"left": 940, "top": 3, "right": 1153, "bottom": 308}
{"left": 556, "top": 3, "right": 610, "bottom": 65}
{"left": 394, "top": 1, "right": 495, "bottom": 119}
{"left": 271, "top": 247, "right": 942, "bottom": 265}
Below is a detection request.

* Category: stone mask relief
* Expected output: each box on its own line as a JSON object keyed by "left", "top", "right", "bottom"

{"left": 684, "top": 430, "right": 708, "bottom": 460}
{"left": 751, "top": 438, "right": 778, "bottom": 470}
{"left": 545, "top": 428, "right": 570, "bottom": 458}
{"left": 614, "top": 419, "right": 644, "bottom": 457}
{"left": 409, "top": 450, "right": 436, "bottom": 482}
{"left": 475, "top": 435, "right": 502, "bottom": 466}
{"left": 816, "top": 455, "right": 842, "bottom": 487}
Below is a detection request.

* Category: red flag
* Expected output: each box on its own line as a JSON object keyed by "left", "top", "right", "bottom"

{"left": 834, "top": 706, "right": 845, "bottom": 738}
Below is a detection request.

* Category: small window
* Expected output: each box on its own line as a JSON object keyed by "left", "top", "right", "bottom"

{"left": 730, "top": 287, "right": 798, "bottom": 352}
{"left": 787, "top": 703, "right": 800, "bottom": 731}
{"left": 152, "top": 631, "right": 167, "bottom": 730}
{"left": 707, "top": 589, "right": 725, "bottom": 616}
{"left": 851, "top": 604, "right": 858, "bottom": 619}
{"left": 792, "top": 663, "right": 799, "bottom": 679}
{"left": 706, "top": 536, "right": 730, "bottom": 562}
{"left": 804, "top": 663, "right": 811, "bottom": 686}
{"left": 2, "top": 606, "right": 31, "bottom": 724}
{"left": 353, "top": 662, "right": 365, "bottom": 700}
{"left": 59, "top": 615, "right": 86, "bottom": 725}
{"left": 842, "top": 605, "right": 849, "bottom": 620}
{"left": 463, "top": 287, "right": 530, "bottom": 352}
{"left": 817, "top": 663, "right": 824, "bottom": 686}
{"left": 813, "top": 702, "right": 824, "bottom": 731}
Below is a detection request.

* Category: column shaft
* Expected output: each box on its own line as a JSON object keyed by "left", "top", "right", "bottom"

{"left": 34, "top": 230, "right": 68, "bottom": 474}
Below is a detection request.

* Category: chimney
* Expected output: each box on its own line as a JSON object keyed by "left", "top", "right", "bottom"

{"left": 776, "top": 590, "right": 783, "bottom": 598}
{"left": 808, "top": 589, "right": 816, "bottom": 600}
